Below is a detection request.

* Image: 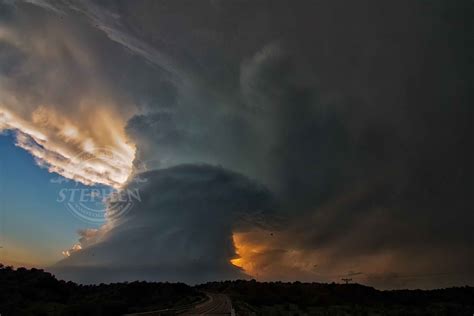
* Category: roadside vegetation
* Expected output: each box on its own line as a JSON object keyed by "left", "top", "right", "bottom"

{"left": 202, "top": 280, "right": 474, "bottom": 316}
{"left": 0, "top": 265, "right": 204, "bottom": 316}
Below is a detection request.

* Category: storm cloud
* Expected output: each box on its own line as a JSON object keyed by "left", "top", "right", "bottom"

{"left": 52, "top": 164, "right": 274, "bottom": 284}
{"left": 1, "top": 0, "right": 473, "bottom": 288}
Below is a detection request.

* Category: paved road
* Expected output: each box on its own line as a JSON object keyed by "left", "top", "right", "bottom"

{"left": 180, "top": 292, "right": 234, "bottom": 315}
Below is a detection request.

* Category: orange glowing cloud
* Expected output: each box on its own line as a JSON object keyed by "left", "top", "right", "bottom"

{"left": 231, "top": 232, "right": 266, "bottom": 276}
{"left": 0, "top": 106, "right": 135, "bottom": 188}
{"left": 232, "top": 230, "right": 345, "bottom": 282}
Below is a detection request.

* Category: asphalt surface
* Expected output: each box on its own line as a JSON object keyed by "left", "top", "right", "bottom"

{"left": 180, "top": 293, "right": 233, "bottom": 315}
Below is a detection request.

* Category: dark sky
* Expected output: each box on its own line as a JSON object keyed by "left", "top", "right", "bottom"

{"left": 0, "top": 0, "right": 473, "bottom": 289}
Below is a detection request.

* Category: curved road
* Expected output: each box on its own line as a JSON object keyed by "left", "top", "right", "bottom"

{"left": 180, "top": 293, "right": 234, "bottom": 315}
